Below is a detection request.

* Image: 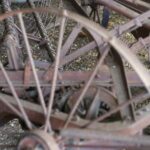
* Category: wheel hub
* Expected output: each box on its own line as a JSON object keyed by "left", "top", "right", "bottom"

{"left": 17, "top": 131, "right": 60, "bottom": 150}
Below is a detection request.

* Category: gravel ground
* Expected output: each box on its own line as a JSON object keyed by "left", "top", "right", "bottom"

{"left": 0, "top": 119, "right": 23, "bottom": 150}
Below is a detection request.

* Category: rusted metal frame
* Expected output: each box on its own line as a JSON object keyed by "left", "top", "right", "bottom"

{"left": 0, "top": 93, "right": 122, "bottom": 131}
{"left": 0, "top": 5, "right": 149, "bottom": 90}
{"left": 126, "top": 107, "right": 150, "bottom": 135}
{"left": 78, "top": 17, "right": 149, "bottom": 120}
{"left": 0, "top": 2, "right": 150, "bottom": 148}
{"left": 64, "top": 144, "right": 150, "bottom": 150}
{"left": 0, "top": 62, "right": 32, "bottom": 129}
{"left": 96, "top": 0, "right": 142, "bottom": 17}
{"left": 106, "top": 49, "right": 135, "bottom": 121}
{"left": 63, "top": 46, "right": 110, "bottom": 129}
{"left": 0, "top": 69, "right": 146, "bottom": 87}
{"left": 2, "top": 0, "right": 22, "bottom": 70}
{"left": 0, "top": 8, "right": 149, "bottom": 90}
{"left": 0, "top": 70, "right": 110, "bottom": 87}
{"left": 1, "top": 4, "right": 149, "bottom": 87}
{"left": 0, "top": 93, "right": 77, "bottom": 129}
{"left": 0, "top": 94, "right": 150, "bottom": 135}
{"left": 60, "top": 24, "right": 83, "bottom": 58}
{"left": 96, "top": 0, "right": 150, "bottom": 38}
{"left": 90, "top": 22, "right": 135, "bottom": 120}
{"left": 95, "top": 0, "right": 150, "bottom": 29}
{"left": 0, "top": 93, "right": 111, "bottom": 129}
{"left": 82, "top": 91, "right": 150, "bottom": 132}
{"left": 0, "top": 93, "right": 114, "bottom": 136}
{"left": 64, "top": 139, "right": 150, "bottom": 150}
{"left": 110, "top": 10, "right": 150, "bottom": 36}
{"left": 64, "top": 8, "right": 150, "bottom": 92}
{"left": 60, "top": 129, "right": 150, "bottom": 149}
{"left": 115, "top": 0, "right": 150, "bottom": 12}
{"left": 59, "top": 10, "right": 150, "bottom": 66}
{"left": 82, "top": 0, "right": 138, "bottom": 18}
{"left": 114, "top": 2, "right": 143, "bottom": 14}
{"left": 130, "top": 36, "right": 150, "bottom": 53}
{"left": 18, "top": 12, "right": 50, "bottom": 129}
{"left": 68, "top": 87, "right": 117, "bottom": 120}
{"left": 88, "top": 29, "right": 135, "bottom": 120}
{"left": 0, "top": 92, "right": 150, "bottom": 134}
{"left": 60, "top": 41, "right": 97, "bottom": 66}
{"left": 27, "top": 0, "right": 55, "bottom": 62}
{"left": 0, "top": 6, "right": 150, "bottom": 132}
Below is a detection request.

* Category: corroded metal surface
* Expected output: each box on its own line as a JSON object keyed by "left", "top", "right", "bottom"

{"left": 0, "top": 0, "right": 149, "bottom": 149}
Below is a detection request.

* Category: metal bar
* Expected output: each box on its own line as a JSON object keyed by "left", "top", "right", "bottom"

{"left": 45, "top": 17, "right": 66, "bottom": 131}
{"left": 60, "top": 128, "right": 150, "bottom": 146}
{"left": 63, "top": 46, "right": 110, "bottom": 129}
{"left": 0, "top": 62, "right": 32, "bottom": 129}
{"left": 18, "top": 12, "right": 48, "bottom": 120}
{"left": 107, "top": 49, "right": 135, "bottom": 121}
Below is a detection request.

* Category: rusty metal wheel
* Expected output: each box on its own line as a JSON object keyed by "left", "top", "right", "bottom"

{"left": 0, "top": 1, "right": 150, "bottom": 149}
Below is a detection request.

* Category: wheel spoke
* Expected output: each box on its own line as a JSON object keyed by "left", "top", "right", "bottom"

{"left": 63, "top": 46, "right": 110, "bottom": 129}
{"left": 17, "top": 13, "right": 48, "bottom": 124}
{"left": 45, "top": 17, "right": 66, "bottom": 131}
{"left": 0, "top": 62, "right": 32, "bottom": 129}
{"left": 60, "top": 24, "right": 82, "bottom": 58}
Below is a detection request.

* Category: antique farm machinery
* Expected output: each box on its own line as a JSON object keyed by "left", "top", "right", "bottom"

{"left": 0, "top": 0, "right": 149, "bottom": 149}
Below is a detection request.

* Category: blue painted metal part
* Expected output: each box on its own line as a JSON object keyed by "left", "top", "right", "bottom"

{"left": 101, "top": 7, "right": 110, "bottom": 28}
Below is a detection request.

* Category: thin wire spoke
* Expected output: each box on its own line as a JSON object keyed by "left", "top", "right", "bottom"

{"left": 44, "top": 17, "right": 66, "bottom": 132}
{"left": 63, "top": 46, "right": 110, "bottom": 129}
{"left": 0, "top": 62, "right": 32, "bottom": 129}
{"left": 17, "top": 13, "right": 49, "bottom": 127}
